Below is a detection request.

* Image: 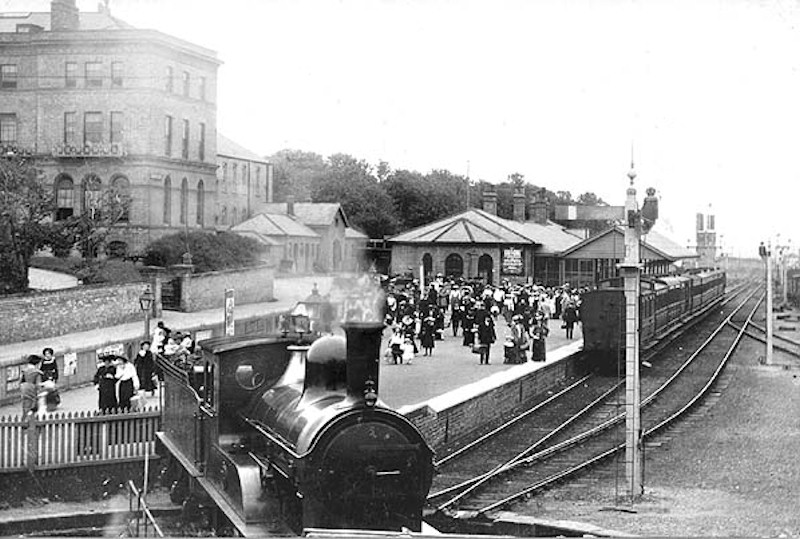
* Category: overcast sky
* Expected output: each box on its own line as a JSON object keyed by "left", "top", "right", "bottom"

{"left": 5, "top": 0, "right": 800, "bottom": 256}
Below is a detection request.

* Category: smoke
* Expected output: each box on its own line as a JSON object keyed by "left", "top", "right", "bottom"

{"left": 330, "top": 273, "right": 385, "bottom": 325}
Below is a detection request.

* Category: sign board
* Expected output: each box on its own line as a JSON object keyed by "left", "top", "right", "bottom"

{"left": 501, "top": 247, "right": 524, "bottom": 276}
{"left": 96, "top": 343, "right": 124, "bottom": 359}
{"left": 224, "top": 289, "right": 235, "bottom": 336}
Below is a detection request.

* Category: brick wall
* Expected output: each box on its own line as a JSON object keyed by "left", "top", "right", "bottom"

{"left": 180, "top": 265, "right": 275, "bottom": 312}
{"left": 402, "top": 351, "right": 586, "bottom": 453}
{"left": 0, "top": 282, "right": 148, "bottom": 346}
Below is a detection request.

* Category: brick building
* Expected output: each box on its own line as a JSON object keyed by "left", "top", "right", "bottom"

{"left": 0, "top": 1, "right": 271, "bottom": 256}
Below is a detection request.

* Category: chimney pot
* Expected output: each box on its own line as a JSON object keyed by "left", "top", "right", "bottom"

{"left": 483, "top": 190, "right": 498, "bottom": 216}
{"left": 513, "top": 189, "right": 526, "bottom": 223}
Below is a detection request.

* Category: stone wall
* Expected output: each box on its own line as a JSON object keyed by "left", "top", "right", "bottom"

{"left": 0, "top": 282, "right": 148, "bottom": 346}
{"left": 180, "top": 265, "right": 275, "bottom": 312}
{"left": 401, "top": 344, "right": 585, "bottom": 453}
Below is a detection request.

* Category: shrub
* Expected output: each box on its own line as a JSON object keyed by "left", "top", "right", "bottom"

{"left": 76, "top": 259, "right": 143, "bottom": 284}
{"left": 143, "top": 231, "right": 266, "bottom": 273}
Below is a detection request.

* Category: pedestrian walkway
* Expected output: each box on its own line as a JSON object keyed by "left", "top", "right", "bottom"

{"left": 0, "top": 316, "right": 584, "bottom": 416}
{"left": 0, "top": 275, "right": 334, "bottom": 368}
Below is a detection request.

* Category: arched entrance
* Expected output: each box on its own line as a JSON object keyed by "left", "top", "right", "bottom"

{"left": 478, "top": 254, "right": 494, "bottom": 285}
{"left": 422, "top": 253, "right": 433, "bottom": 281}
{"left": 444, "top": 253, "right": 463, "bottom": 279}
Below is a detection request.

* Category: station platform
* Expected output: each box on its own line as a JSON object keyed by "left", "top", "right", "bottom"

{"left": 0, "top": 319, "right": 584, "bottom": 417}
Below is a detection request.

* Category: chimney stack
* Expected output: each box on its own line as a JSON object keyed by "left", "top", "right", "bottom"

{"left": 513, "top": 189, "right": 526, "bottom": 223}
{"left": 51, "top": 0, "right": 80, "bottom": 31}
{"left": 529, "top": 189, "right": 549, "bottom": 225}
{"left": 482, "top": 190, "right": 498, "bottom": 216}
{"left": 286, "top": 194, "right": 295, "bottom": 216}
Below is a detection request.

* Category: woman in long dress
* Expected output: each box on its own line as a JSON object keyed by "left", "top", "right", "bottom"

{"left": 93, "top": 355, "right": 118, "bottom": 412}
{"left": 115, "top": 356, "right": 139, "bottom": 411}
{"left": 20, "top": 355, "right": 42, "bottom": 417}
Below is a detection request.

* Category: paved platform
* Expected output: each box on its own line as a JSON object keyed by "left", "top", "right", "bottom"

{"left": 0, "top": 316, "right": 584, "bottom": 416}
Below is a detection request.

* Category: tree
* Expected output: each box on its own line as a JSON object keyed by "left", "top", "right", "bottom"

{"left": 0, "top": 155, "right": 54, "bottom": 294}
{"left": 311, "top": 153, "right": 399, "bottom": 238}
{"left": 384, "top": 168, "right": 467, "bottom": 230}
{"left": 268, "top": 149, "right": 327, "bottom": 202}
{"left": 57, "top": 185, "right": 131, "bottom": 259}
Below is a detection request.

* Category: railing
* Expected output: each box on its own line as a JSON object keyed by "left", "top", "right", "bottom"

{"left": 127, "top": 480, "right": 165, "bottom": 538}
{"left": 0, "top": 407, "right": 160, "bottom": 472}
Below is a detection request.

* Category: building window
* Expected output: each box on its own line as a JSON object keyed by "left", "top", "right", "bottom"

{"left": 221, "top": 205, "right": 227, "bottom": 225}
{"left": 199, "top": 76, "right": 206, "bottom": 101}
{"left": 85, "top": 62, "right": 102, "bottom": 87}
{"left": 83, "top": 112, "right": 103, "bottom": 144}
{"left": 110, "top": 111, "right": 123, "bottom": 144}
{"left": 182, "top": 71, "right": 189, "bottom": 97}
{"left": 255, "top": 167, "right": 261, "bottom": 197}
{"left": 198, "top": 122, "right": 205, "bottom": 161}
{"left": 163, "top": 177, "right": 172, "bottom": 224}
{"left": 111, "top": 175, "right": 130, "bottom": 222}
{"left": 111, "top": 62, "right": 123, "bottom": 87}
{"left": 196, "top": 179, "right": 205, "bottom": 226}
{"left": 65, "top": 62, "right": 77, "bottom": 88}
{"left": 0, "top": 64, "right": 18, "bottom": 89}
{"left": 164, "top": 115, "right": 173, "bottom": 156}
{"left": 0, "top": 114, "right": 18, "bottom": 143}
{"left": 55, "top": 175, "right": 74, "bottom": 221}
{"left": 63, "top": 112, "right": 77, "bottom": 145}
{"left": 166, "top": 66, "right": 173, "bottom": 92}
{"left": 232, "top": 163, "right": 238, "bottom": 191}
{"left": 180, "top": 177, "right": 188, "bottom": 224}
{"left": 181, "top": 119, "right": 189, "bottom": 159}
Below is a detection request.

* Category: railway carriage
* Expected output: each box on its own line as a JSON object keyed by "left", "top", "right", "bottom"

{"left": 156, "top": 322, "right": 434, "bottom": 536}
{"left": 581, "top": 268, "right": 726, "bottom": 374}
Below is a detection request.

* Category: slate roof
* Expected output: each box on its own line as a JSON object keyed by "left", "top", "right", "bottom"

{"left": 261, "top": 203, "right": 348, "bottom": 228}
{"left": 217, "top": 134, "right": 266, "bottom": 162}
{"left": 560, "top": 225, "right": 699, "bottom": 261}
{"left": 232, "top": 213, "right": 318, "bottom": 239}
{"left": 233, "top": 231, "right": 282, "bottom": 247}
{"left": 388, "top": 208, "right": 583, "bottom": 254}
{"left": 0, "top": 11, "right": 133, "bottom": 32}
{"left": 345, "top": 228, "right": 368, "bottom": 240}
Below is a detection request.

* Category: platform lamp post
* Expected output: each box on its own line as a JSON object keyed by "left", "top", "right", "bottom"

{"left": 759, "top": 241, "right": 773, "bottom": 365}
{"left": 139, "top": 285, "right": 155, "bottom": 342}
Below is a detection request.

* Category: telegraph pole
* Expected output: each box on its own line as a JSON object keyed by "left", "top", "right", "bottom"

{"left": 620, "top": 163, "right": 643, "bottom": 500}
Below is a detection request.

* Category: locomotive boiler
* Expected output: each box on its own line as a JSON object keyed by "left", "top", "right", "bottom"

{"left": 581, "top": 268, "right": 726, "bottom": 375}
{"left": 157, "top": 322, "right": 434, "bottom": 536}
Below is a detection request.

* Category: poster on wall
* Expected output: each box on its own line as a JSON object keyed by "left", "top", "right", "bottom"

{"left": 63, "top": 352, "right": 78, "bottom": 377}
{"left": 501, "top": 247, "right": 524, "bottom": 276}
{"left": 5, "top": 365, "right": 20, "bottom": 394}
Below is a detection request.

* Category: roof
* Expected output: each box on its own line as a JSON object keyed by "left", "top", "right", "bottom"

{"left": 388, "top": 208, "right": 582, "bottom": 253}
{"left": 261, "top": 202, "right": 348, "bottom": 228}
{"left": 560, "top": 225, "right": 699, "bottom": 261}
{"left": 234, "top": 230, "right": 281, "bottom": 247}
{"left": 0, "top": 11, "right": 133, "bottom": 33}
{"left": 216, "top": 133, "right": 267, "bottom": 163}
{"left": 345, "top": 228, "right": 368, "bottom": 240}
{"left": 231, "top": 213, "right": 318, "bottom": 239}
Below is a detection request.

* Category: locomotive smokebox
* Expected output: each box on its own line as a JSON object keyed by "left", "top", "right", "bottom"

{"left": 342, "top": 321, "right": 383, "bottom": 403}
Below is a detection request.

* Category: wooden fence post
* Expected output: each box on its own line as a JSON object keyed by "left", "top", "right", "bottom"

{"left": 25, "top": 412, "right": 38, "bottom": 472}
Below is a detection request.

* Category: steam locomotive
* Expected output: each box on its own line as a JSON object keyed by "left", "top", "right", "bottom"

{"left": 581, "top": 268, "right": 726, "bottom": 374}
{"left": 156, "top": 322, "right": 434, "bottom": 536}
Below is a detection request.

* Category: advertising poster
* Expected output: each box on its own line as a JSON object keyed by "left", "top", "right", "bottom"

{"left": 63, "top": 352, "right": 78, "bottom": 377}
{"left": 501, "top": 247, "right": 524, "bottom": 276}
{"left": 5, "top": 365, "right": 20, "bottom": 394}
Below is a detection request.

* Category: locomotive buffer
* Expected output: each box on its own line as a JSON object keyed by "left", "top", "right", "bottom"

{"left": 556, "top": 162, "right": 658, "bottom": 500}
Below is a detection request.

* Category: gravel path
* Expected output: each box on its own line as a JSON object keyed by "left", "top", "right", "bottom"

{"left": 510, "top": 327, "right": 800, "bottom": 536}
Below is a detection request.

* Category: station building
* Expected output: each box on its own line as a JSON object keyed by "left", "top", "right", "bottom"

{"left": 389, "top": 189, "right": 697, "bottom": 287}
{"left": 0, "top": 0, "right": 271, "bottom": 256}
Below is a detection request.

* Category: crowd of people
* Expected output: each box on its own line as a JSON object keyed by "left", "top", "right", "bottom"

{"left": 381, "top": 273, "right": 584, "bottom": 366}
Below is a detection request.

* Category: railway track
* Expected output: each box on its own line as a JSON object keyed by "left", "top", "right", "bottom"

{"left": 428, "top": 282, "right": 762, "bottom": 518}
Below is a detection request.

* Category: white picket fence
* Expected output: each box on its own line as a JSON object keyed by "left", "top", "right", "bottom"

{"left": 0, "top": 408, "right": 160, "bottom": 472}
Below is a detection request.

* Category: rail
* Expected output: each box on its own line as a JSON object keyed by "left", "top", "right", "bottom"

{"left": 0, "top": 407, "right": 160, "bottom": 472}
{"left": 127, "top": 480, "right": 165, "bottom": 538}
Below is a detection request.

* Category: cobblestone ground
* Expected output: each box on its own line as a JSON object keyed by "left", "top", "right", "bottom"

{"left": 512, "top": 331, "right": 800, "bottom": 536}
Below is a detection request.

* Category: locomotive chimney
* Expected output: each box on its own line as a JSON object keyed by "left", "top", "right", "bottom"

{"left": 342, "top": 321, "right": 383, "bottom": 405}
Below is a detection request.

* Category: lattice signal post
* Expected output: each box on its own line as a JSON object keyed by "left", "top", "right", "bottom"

{"left": 556, "top": 162, "right": 658, "bottom": 500}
